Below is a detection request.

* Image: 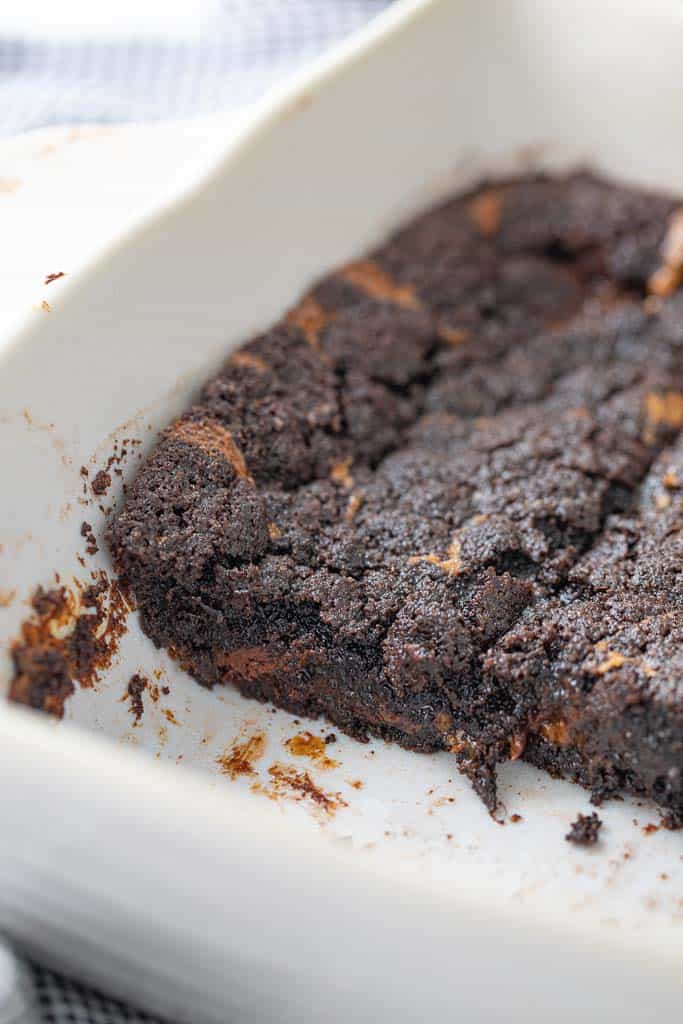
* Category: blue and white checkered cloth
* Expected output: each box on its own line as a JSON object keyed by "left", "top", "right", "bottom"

{"left": 0, "top": 1, "right": 390, "bottom": 135}
{"left": 0, "top": 2, "right": 391, "bottom": 1020}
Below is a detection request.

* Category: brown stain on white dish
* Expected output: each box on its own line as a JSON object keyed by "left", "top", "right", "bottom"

{"left": 0, "top": 589, "right": 16, "bottom": 608}
{"left": 252, "top": 763, "right": 347, "bottom": 817}
{"left": 22, "top": 408, "right": 55, "bottom": 432}
{"left": 39, "top": 125, "right": 116, "bottom": 159}
{"left": 285, "top": 731, "right": 339, "bottom": 770}
{"left": 217, "top": 731, "right": 267, "bottom": 780}
{"left": 7, "top": 572, "right": 131, "bottom": 717}
{"left": 431, "top": 795, "right": 456, "bottom": 808}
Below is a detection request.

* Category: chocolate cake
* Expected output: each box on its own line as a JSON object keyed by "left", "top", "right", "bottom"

{"left": 109, "top": 173, "right": 683, "bottom": 818}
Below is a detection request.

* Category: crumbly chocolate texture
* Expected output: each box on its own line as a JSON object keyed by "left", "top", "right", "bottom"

{"left": 566, "top": 812, "right": 603, "bottom": 846}
{"left": 110, "top": 173, "right": 683, "bottom": 815}
{"left": 9, "top": 576, "right": 128, "bottom": 717}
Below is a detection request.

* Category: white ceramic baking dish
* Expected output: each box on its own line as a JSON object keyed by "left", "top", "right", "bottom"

{"left": 1, "top": 1, "right": 683, "bottom": 1020}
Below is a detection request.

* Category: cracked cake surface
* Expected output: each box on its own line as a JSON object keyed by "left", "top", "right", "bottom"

{"left": 108, "top": 173, "right": 683, "bottom": 816}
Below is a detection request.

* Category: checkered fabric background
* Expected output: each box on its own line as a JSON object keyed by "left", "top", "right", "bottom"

{"left": 0, "top": 0, "right": 391, "bottom": 136}
{"left": 31, "top": 967, "right": 166, "bottom": 1024}
{"left": 0, "top": 1, "right": 392, "bottom": 1021}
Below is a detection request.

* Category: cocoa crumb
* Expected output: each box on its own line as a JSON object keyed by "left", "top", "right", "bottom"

{"left": 91, "top": 470, "right": 112, "bottom": 496}
{"left": 44, "top": 271, "right": 66, "bottom": 285}
{"left": 566, "top": 812, "right": 603, "bottom": 846}
{"left": 8, "top": 574, "right": 129, "bottom": 718}
{"left": 80, "top": 520, "right": 98, "bottom": 556}
{"left": 125, "top": 673, "right": 147, "bottom": 724}
{"left": 324, "top": 732, "right": 337, "bottom": 745}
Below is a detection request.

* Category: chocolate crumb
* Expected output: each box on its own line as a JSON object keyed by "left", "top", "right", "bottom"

{"left": 566, "top": 812, "right": 603, "bottom": 846}
{"left": 91, "top": 470, "right": 112, "bottom": 496}
{"left": 7, "top": 575, "right": 129, "bottom": 717}
{"left": 661, "top": 810, "right": 683, "bottom": 830}
{"left": 324, "top": 733, "right": 337, "bottom": 745}
{"left": 80, "top": 520, "right": 98, "bottom": 555}
{"left": 125, "top": 673, "right": 147, "bottom": 723}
